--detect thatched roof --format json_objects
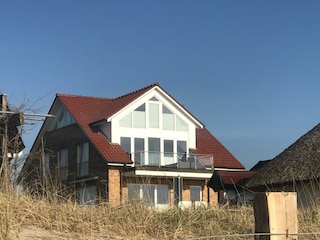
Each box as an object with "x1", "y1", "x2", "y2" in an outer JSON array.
[
  {"x1": 246, "y1": 123, "x2": 320, "y2": 188},
  {"x1": 249, "y1": 160, "x2": 270, "y2": 172}
]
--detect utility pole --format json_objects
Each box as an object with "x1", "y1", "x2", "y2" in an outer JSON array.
[
  {"x1": 0, "y1": 94, "x2": 55, "y2": 193},
  {"x1": 0, "y1": 94, "x2": 10, "y2": 192}
]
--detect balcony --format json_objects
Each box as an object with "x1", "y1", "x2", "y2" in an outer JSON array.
[{"x1": 132, "y1": 151, "x2": 213, "y2": 170}]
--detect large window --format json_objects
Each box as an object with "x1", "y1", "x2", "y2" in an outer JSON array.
[
  {"x1": 119, "y1": 100, "x2": 188, "y2": 132},
  {"x1": 177, "y1": 141, "x2": 187, "y2": 161},
  {"x1": 149, "y1": 103, "x2": 159, "y2": 128},
  {"x1": 127, "y1": 184, "x2": 169, "y2": 206},
  {"x1": 57, "y1": 107, "x2": 75, "y2": 128},
  {"x1": 148, "y1": 138, "x2": 160, "y2": 166},
  {"x1": 190, "y1": 186, "x2": 202, "y2": 202},
  {"x1": 133, "y1": 104, "x2": 146, "y2": 128},
  {"x1": 58, "y1": 148, "x2": 68, "y2": 180},
  {"x1": 119, "y1": 113, "x2": 132, "y2": 127},
  {"x1": 164, "y1": 140, "x2": 174, "y2": 165},
  {"x1": 134, "y1": 138, "x2": 145, "y2": 165},
  {"x1": 77, "y1": 142, "x2": 89, "y2": 177},
  {"x1": 176, "y1": 116, "x2": 188, "y2": 131},
  {"x1": 120, "y1": 137, "x2": 131, "y2": 155},
  {"x1": 78, "y1": 186, "x2": 96, "y2": 205},
  {"x1": 162, "y1": 106, "x2": 174, "y2": 130}
]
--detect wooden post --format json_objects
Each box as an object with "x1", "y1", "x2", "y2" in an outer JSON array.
[{"x1": 253, "y1": 192, "x2": 298, "y2": 240}]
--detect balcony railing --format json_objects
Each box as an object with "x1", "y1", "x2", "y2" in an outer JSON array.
[{"x1": 132, "y1": 151, "x2": 213, "y2": 170}]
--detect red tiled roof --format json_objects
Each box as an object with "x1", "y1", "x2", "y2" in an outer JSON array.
[
  {"x1": 57, "y1": 94, "x2": 132, "y2": 164},
  {"x1": 191, "y1": 128, "x2": 245, "y2": 169},
  {"x1": 56, "y1": 84, "x2": 244, "y2": 169},
  {"x1": 92, "y1": 83, "x2": 159, "y2": 123}
]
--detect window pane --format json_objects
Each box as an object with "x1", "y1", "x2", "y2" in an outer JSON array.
[
  {"x1": 149, "y1": 103, "x2": 159, "y2": 128},
  {"x1": 120, "y1": 113, "x2": 132, "y2": 127},
  {"x1": 78, "y1": 186, "x2": 97, "y2": 205},
  {"x1": 57, "y1": 108, "x2": 75, "y2": 128},
  {"x1": 162, "y1": 105, "x2": 172, "y2": 114},
  {"x1": 163, "y1": 106, "x2": 174, "y2": 130},
  {"x1": 120, "y1": 137, "x2": 131, "y2": 154},
  {"x1": 163, "y1": 114, "x2": 174, "y2": 130},
  {"x1": 77, "y1": 143, "x2": 89, "y2": 177},
  {"x1": 128, "y1": 184, "x2": 141, "y2": 200},
  {"x1": 177, "y1": 141, "x2": 187, "y2": 161},
  {"x1": 148, "y1": 138, "x2": 160, "y2": 166},
  {"x1": 164, "y1": 140, "x2": 173, "y2": 153},
  {"x1": 157, "y1": 185, "x2": 169, "y2": 204},
  {"x1": 164, "y1": 140, "x2": 174, "y2": 165},
  {"x1": 134, "y1": 138, "x2": 145, "y2": 165},
  {"x1": 176, "y1": 116, "x2": 188, "y2": 131},
  {"x1": 190, "y1": 186, "x2": 201, "y2": 201},
  {"x1": 133, "y1": 111, "x2": 146, "y2": 128},
  {"x1": 142, "y1": 185, "x2": 155, "y2": 204},
  {"x1": 58, "y1": 148, "x2": 68, "y2": 180},
  {"x1": 135, "y1": 104, "x2": 145, "y2": 111}
]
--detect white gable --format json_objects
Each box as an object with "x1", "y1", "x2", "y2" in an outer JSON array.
[
  {"x1": 97, "y1": 86, "x2": 204, "y2": 168},
  {"x1": 109, "y1": 86, "x2": 203, "y2": 129}
]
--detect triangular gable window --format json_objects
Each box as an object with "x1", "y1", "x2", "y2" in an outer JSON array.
[{"x1": 57, "y1": 107, "x2": 75, "y2": 129}]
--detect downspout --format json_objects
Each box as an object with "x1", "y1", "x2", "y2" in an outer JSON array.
[{"x1": 206, "y1": 179, "x2": 210, "y2": 206}]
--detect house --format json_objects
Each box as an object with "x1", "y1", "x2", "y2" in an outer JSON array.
[
  {"x1": 21, "y1": 83, "x2": 246, "y2": 207},
  {"x1": 246, "y1": 123, "x2": 320, "y2": 208}
]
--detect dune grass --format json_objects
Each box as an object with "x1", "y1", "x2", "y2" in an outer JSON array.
[
  {"x1": 0, "y1": 192, "x2": 255, "y2": 239},
  {"x1": 0, "y1": 191, "x2": 320, "y2": 239}
]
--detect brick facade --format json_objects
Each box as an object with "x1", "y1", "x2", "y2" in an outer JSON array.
[{"x1": 108, "y1": 168, "x2": 121, "y2": 205}]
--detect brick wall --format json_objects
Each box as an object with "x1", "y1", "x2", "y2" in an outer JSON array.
[{"x1": 108, "y1": 168, "x2": 121, "y2": 205}]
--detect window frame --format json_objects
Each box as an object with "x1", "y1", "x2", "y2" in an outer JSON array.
[
  {"x1": 58, "y1": 148, "x2": 68, "y2": 180},
  {"x1": 127, "y1": 184, "x2": 169, "y2": 206},
  {"x1": 77, "y1": 142, "x2": 89, "y2": 177},
  {"x1": 190, "y1": 186, "x2": 202, "y2": 202}
]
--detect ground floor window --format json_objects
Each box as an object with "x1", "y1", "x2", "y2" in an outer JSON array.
[
  {"x1": 190, "y1": 186, "x2": 202, "y2": 202},
  {"x1": 127, "y1": 184, "x2": 169, "y2": 205},
  {"x1": 78, "y1": 186, "x2": 97, "y2": 205}
]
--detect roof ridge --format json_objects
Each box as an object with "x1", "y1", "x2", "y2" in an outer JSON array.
[
  {"x1": 112, "y1": 82, "x2": 159, "y2": 101},
  {"x1": 57, "y1": 93, "x2": 111, "y2": 100}
]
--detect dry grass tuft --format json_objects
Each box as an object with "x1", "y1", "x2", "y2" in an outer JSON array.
[{"x1": 1, "y1": 192, "x2": 320, "y2": 239}]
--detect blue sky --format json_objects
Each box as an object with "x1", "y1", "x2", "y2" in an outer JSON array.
[{"x1": 1, "y1": 1, "x2": 320, "y2": 169}]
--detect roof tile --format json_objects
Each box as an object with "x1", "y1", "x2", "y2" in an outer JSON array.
[
  {"x1": 57, "y1": 94, "x2": 131, "y2": 164},
  {"x1": 191, "y1": 128, "x2": 245, "y2": 169}
]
